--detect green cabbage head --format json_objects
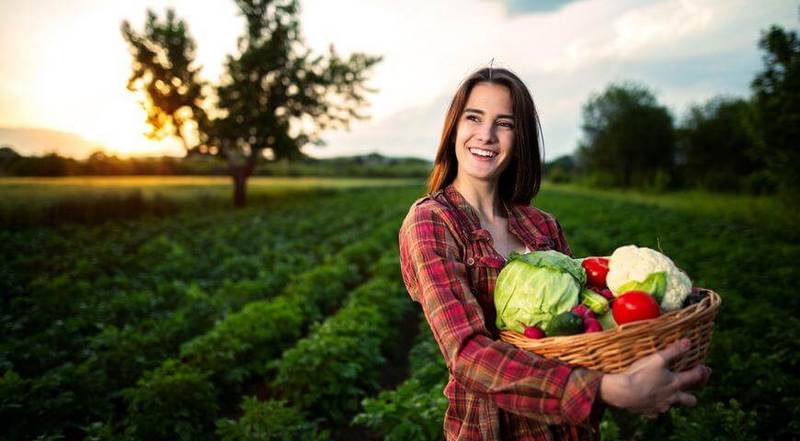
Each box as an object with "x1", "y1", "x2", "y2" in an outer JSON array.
[{"x1": 494, "y1": 250, "x2": 585, "y2": 333}]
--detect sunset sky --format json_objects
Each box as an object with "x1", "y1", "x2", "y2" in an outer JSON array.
[{"x1": 0, "y1": 0, "x2": 795, "y2": 161}]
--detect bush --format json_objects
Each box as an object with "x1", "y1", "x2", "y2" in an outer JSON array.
[
  {"x1": 123, "y1": 360, "x2": 218, "y2": 441},
  {"x1": 353, "y1": 318, "x2": 448, "y2": 441},
  {"x1": 216, "y1": 398, "x2": 321, "y2": 441}
]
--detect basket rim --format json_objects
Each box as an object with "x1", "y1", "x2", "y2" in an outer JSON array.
[{"x1": 499, "y1": 288, "x2": 721, "y2": 346}]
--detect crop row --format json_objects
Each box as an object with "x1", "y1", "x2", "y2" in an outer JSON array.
[
  {"x1": 216, "y1": 250, "x2": 411, "y2": 439},
  {"x1": 352, "y1": 314, "x2": 448, "y2": 441},
  {"x1": 2, "y1": 190, "x2": 393, "y2": 376},
  {"x1": 0, "y1": 187, "x2": 422, "y2": 441},
  {"x1": 117, "y1": 220, "x2": 403, "y2": 440}
]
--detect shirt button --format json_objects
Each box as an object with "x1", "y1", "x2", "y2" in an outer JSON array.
[{"x1": 466, "y1": 257, "x2": 475, "y2": 266}]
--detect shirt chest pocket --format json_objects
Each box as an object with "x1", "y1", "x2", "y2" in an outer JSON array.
[{"x1": 464, "y1": 250, "x2": 505, "y2": 298}]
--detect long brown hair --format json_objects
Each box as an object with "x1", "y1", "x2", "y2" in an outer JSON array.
[{"x1": 427, "y1": 67, "x2": 543, "y2": 205}]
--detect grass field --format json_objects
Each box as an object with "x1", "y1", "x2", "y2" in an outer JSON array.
[
  {"x1": 546, "y1": 182, "x2": 798, "y2": 231},
  {"x1": 0, "y1": 176, "x2": 423, "y2": 228},
  {"x1": 0, "y1": 176, "x2": 422, "y2": 204},
  {"x1": 1, "y1": 178, "x2": 797, "y2": 440}
]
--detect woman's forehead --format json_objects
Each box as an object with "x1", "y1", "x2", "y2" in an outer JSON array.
[{"x1": 465, "y1": 82, "x2": 513, "y2": 116}]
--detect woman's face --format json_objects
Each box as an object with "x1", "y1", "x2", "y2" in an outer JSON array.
[{"x1": 453, "y1": 81, "x2": 515, "y2": 184}]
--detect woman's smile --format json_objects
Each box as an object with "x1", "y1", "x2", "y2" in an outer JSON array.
[{"x1": 468, "y1": 147, "x2": 499, "y2": 159}]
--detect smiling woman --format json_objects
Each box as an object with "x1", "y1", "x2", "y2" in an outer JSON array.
[{"x1": 398, "y1": 66, "x2": 711, "y2": 441}]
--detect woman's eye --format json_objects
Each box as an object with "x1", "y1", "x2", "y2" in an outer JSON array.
[
  {"x1": 497, "y1": 121, "x2": 514, "y2": 129},
  {"x1": 466, "y1": 115, "x2": 480, "y2": 122}
]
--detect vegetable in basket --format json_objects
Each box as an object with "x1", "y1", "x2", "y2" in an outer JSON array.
[
  {"x1": 581, "y1": 257, "x2": 610, "y2": 288},
  {"x1": 494, "y1": 250, "x2": 584, "y2": 334},
  {"x1": 612, "y1": 290, "x2": 661, "y2": 324},
  {"x1": 606, "y1": 245, "x2": 692, "y2": 312},
  {"x1": 580, "y1": 288, "x2": 609, "y2": 315},
  {"x1": 546, "y1": 311, "x2": 584, "y2": 336}
]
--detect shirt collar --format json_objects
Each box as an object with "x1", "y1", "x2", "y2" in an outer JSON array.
[{"x1": 441, "y1": 184, "x2": 552, "y2": 250}]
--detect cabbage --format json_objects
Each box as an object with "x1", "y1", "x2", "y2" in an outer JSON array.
[{"x1": 494, "y1": 250, "x2": 585, "y2": 333}]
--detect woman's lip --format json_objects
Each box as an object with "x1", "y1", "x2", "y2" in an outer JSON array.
[
  {"x1": 470, "y1": 150, "x2": 496, "y2": 161},
  {"x1": 468, "y1": 147, "x2": 498, "y2": 158}
]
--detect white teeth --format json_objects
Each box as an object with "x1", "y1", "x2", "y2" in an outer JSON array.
[{"x1": 469, "y1": 147, "x2": 497, "y2": 158}]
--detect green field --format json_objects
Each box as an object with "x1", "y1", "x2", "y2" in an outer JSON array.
[
  {"x1": 1, "y1": 178, "x2": 797, "y2": 440},
  {"x1": 0, "y1": 176, "x2": 422, "y2": 200},
  {"x1": 0, "y1": 176, "x2": 423, "y2": 228}
]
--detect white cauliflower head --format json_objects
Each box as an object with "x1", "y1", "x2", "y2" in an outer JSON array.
[{"x1": 606, "y1": 245, "x2": 692, "y2": 311}]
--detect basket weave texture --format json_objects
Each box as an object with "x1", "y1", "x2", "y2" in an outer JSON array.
[{"x1": 499, "y1": 289, "x2": 721, "y2": 373}]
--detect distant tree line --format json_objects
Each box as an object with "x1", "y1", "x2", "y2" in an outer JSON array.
[
  {"x1": 546, "y1": 24, "x2": 799, "y2": 200},
  {"x1": 0, "y1": 148, "x2": 431, "y2": 178}
]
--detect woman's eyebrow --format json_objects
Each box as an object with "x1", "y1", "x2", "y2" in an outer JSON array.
[{"x1": 464, "y1": 108, "x2": 514, "y2": 119}]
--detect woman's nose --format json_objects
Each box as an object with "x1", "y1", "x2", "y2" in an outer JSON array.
[{"x1": 476, "y1": 123, "x2": 496, "y2": 144}]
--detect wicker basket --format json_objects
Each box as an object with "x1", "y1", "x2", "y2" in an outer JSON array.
[{"x1": 499, "y1": 289, "x2": 721, "y2": 373}]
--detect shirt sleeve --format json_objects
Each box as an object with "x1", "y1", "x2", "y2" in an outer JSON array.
[
  {"x1": 399, "y1": 204, "x2": 604, "y2": 426},
  {"x1": 551, "y1": 218, "x2": 573, "y2": 257}
]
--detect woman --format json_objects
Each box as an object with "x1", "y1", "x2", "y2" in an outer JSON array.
[{"x1": 398, "y1": 67, "x2": 711, "y2": 440}]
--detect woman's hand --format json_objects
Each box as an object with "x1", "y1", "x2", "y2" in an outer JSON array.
[{"x1": 599, "y1": 339, "x2": 712, "y2": 418}]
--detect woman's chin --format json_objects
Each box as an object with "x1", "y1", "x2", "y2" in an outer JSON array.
[{"x1": 460, "y1": 167, "x2": 501, "y2": 183}]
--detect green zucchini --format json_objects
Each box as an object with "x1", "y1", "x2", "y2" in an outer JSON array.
[{"x1": 546, "y1": 311, "x2": 584, "y2": 336}]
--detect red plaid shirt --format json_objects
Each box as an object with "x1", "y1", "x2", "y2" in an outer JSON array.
[{"x1": 399, "y1": 184, "x2": 606, "y2": 440}]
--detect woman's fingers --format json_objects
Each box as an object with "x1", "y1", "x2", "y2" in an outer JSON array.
[
  {"x1": 653, "y1": 338, "x2": 691, "y2": 367},
  {"x1": 671, "y1": 391, "x2": 698, "y2": 408},
  {"x1": 673, "y1": 365, "x2": 707, "y2": 390},
  {"x1": 618, "y1": 340, "x2": 711, "y2": 418},
  {"x1": 681, "y1": 365, "x2": 712, "y2": 390},
  {"x1": 628, "y1": 338, "x2": 690, "y2": 373}
]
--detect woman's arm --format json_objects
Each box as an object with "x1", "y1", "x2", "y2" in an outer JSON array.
[{"x1": 399, "y1": 205, "x2": 603, "y2": 426}]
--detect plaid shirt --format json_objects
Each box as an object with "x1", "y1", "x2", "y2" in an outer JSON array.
[{"x1": 399, "y1": 184, "x2": 605, "y2": 441}]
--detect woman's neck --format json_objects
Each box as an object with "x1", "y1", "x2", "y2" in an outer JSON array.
[{"x1": 452, "y1": 176, "x2": 504, "y2": 224}]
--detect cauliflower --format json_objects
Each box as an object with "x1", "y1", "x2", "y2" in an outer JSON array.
[{"x1": 606, "y1": 245, "x2": 692, "y2": 311}]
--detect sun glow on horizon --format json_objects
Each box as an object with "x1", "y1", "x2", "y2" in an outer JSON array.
[{"x1": 0, "y1": 1, "x2": 239, "y2": 159}]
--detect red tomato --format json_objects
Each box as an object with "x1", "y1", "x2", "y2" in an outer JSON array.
[
  {"x1": 582, "y1": 257, "x2": 610, "y2": 288},
  {"x1": 612, "y1": 290, "x2": 661, "y2": 324}
]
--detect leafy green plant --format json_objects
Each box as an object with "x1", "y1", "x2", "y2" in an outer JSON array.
[
  {"x1": 215, "y1": 398, "x2": 322, "y2": 441},
  {"x1": 353, "y1": 318, "x2": 448, "y2": 441}
]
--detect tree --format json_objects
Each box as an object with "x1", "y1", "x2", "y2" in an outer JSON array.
[
  {"x1": 576, "y1": 82, "x2": 675, "y2": 189},
  {"x1": 677, "y1": 97, "x2": 764, "y2": 192},
  {"x1": 122, "y1": 0, "x2": 381, "y2": 206},
  {"x1": 543, "y1": 155, "x2": 575, "y2": 183},
  {"x1": 751, "y1": 24, "x2": 800, "y2": 197},
  {"x1": 121, "y1": 9, "x2": 206, "y2": 152}
]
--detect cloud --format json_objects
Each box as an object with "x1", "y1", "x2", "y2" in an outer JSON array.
[
  {"x1": 312, "y1": 0, "x2": 795, "y2": 161},
  {"x1": 306, "y1": 94, "x2": 453, "y2": 160}
]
